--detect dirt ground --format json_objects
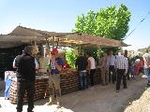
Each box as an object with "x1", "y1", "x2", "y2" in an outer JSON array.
[{"x1": 0, "y1": 75, "x2": 148, "y2": 112}]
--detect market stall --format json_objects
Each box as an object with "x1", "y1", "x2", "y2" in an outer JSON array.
[
  {"x1": 1, "y1": 25, "x2": 129, "y2": 103},
  {"x1": 5, "y1": 69, "x2": 101, "y2": 104}
]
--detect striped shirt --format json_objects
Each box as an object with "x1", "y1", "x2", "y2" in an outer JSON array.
[{"x1": 115, "y1": 55, "x2": 128, "y2": 73}]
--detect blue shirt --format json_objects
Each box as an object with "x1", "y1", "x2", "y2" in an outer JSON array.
[{"x1": 50, "y1": 57, "x2": 64, "y2": 74}]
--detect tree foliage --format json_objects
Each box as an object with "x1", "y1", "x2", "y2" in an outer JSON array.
[{"x1": 73, "y1": 4, "x2": 131, "y2": 41}]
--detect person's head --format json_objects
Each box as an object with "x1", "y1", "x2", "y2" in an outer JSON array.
[
  {"x1": 108, "y1": 50, "x2": 113, "y2": 55},
  {"x1": 145, "y1": 49, "x2": 149, "y2": 53},
  {"x1": 124, "y1": 50, "x2": 128, "y2": 57},
  {"x1": 118, "y1": 50, "x2": 124, "y2": 56},
  {"x1": 79, "y1": 52, "x2": 83, "y2": 56},
  {"x1": 103, "y1": 53, "x2": 107, "y2": 57},
  {"x1": 86, "y1": 52, "x2": 91, "y2": 58},
  {"x1": 51, "y1": 48, "x2": 58, "y2": 56},
  {"x1": 24, "y1": 46, "x2": 33, "y2": 55}
]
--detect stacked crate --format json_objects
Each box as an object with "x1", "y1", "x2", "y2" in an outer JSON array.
[
  {"x1": 9, "y1": 77, "x2": 49, "y2": 103},
  {"x1": 60, "y1": 70, "x2": 79, "y2": 94},
  {"x1": 9, "y1": 69, "x2": 101, "y2": 103},
  {"x1": 9, "y1": 71, "x2": 80, "y2": 103}
]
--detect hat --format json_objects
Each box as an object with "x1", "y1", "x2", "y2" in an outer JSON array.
[
  {"x1": 24, "y1": 46, "x2": 32, "y2": 54},
  {"x1": 52, "y1": 48, "x2": 58, "y2": 54}
]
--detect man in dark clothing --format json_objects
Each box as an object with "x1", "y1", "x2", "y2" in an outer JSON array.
[
  {"x1": 13, "y1": 46, "x2": 39, "y2": 112},
  {"x1": 76, "y1": 53, "x2": 88, "y2": 90}
]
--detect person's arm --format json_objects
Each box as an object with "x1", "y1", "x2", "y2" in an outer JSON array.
[
  {"x1": 55, "y1": 58, "x2": 63, "y2": 71},
  {"x1": 55, "y1": 62, "x2": 63, "y2": 71},
  {"x1": 143, "y1": 55, "x2": 149, "y2": 67},
  {"x1": 34, "y1": 58, "x2": 39, "y2": 70},
  {"x1": 75, "y1": 58, "x2": 78, "y2": 69},
  {"x1": 124, "y1": 57, "x2": 128, "y2": 74},
  {"x1": 13, "y1": 57, "x2": 17, "y2": 68}
]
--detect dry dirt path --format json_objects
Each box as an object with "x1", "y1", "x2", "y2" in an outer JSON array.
[{"x1": 0, "y1": 75, "x2": 147, "y2": 112}]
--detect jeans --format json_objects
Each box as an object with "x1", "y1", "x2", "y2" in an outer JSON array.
[
  {"x1": 129, "y1": 66, "x2": 135, "y2": 76},
  {"x1": 79, "y1": 71, "x2": 87, "y2": 89},
  {"x1": 144, "y1": 67, "x2": 150, "y2": 81}
]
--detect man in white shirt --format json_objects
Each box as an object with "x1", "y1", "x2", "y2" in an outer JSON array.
[{"x1": 108, "y1": 50, "x2": 116, "y2": 84}]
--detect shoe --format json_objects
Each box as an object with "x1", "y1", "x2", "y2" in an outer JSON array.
[
  {"x1": 46, "y1": 101, "x2": 53, "y2": 105},
  {"x1": 116, "y1": 90, "x2": 119, "y2": 93},
  {"x1": 147, "y1": 84, "x2": 150, "y2": 88},
  {"x1": 57, "y1": 105, "x2": 62, "y2": 109},
  {"x1": 17, "y1": 110, "x2": 22, "y2": 112},
  {"x1": 27, "y1": 109, "x2": 34, "y2": 112},
  {"x1": 102, "y1": 83, "x2": 106, "y2": 86},
  {"x1": 123, "y1": 86, "x2": 127, "y2": 89}
]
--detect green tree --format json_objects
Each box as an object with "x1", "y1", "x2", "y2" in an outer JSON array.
[{"x1": 73, "y1": 4, "x2": 131, "y2": 41}]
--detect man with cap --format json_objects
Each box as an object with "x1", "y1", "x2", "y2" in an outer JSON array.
[
  {"x1": 47, "y1": 48, "x2": 64, "y2": 107},
  {"x1": 13, "y1": 46, "x2": 39, "y2": 112}
]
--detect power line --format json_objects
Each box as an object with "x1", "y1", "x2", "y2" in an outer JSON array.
[{"x1": 124, "y1": 11, "x2": 150, "y2": 40}]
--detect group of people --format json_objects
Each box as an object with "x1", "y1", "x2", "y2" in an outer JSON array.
[
  {"x1": 12, "y1": 45, "x2": 150, "y2": 112},
  {"x1": 75, "y1": 52, "x2": 96, "y2": 90},
  {"x1": 76, "y1": 50, "x2": 129, "y2": 93},
  {"x1": 13, "y1": 46, "x2": 64, "y2": 112},
  {"x1": 76, "y1": 49, "x2": 150, "y2": 94}
]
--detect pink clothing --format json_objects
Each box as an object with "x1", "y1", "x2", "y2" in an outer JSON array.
[{"x1": 134, "y1": 60, "x2": 144, "y2": 75}]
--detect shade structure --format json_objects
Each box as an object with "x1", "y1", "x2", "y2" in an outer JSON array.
[
  {"x1": 0, "y1": 26, "x2": 129, "y2": 48},
  {"x1": 0, "y1": 34, "x2": 46, "y2": 48},
  {"x1": 57, "y1": 33, "x2": 127, "y2": 47}
]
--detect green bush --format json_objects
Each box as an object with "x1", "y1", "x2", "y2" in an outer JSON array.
[{"x1": 65, "y1": 48, "x2": 78, "y2": 68}]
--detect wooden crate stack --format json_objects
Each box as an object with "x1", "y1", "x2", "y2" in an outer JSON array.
[{"x1": 9, "y1": 69, "x2": 101, "y2": 103}]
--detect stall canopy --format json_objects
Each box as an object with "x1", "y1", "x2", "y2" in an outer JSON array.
[{"x1": 0, "y1": 26, "x2": 129, "y2": 48}]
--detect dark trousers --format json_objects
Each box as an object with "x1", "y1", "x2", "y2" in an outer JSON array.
[
  {"x1": 89, "y1": 69, "x2": 96, "y2": 86},
  {"x1": 109, "y1": 65, "x2": 116, "y2": 83},
  {"x1": 116, "y1": 69, "x2": 127, "y2": 90},
  {"x1": 126, "y1": 68, "x2": 130, "y2": 80},
  {"x1": 16, "y1": 81, "x2": 35, "y2": 112}
]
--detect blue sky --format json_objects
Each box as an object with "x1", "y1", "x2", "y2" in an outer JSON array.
[{"x1": 0, "y1": 0, "x2": 150, "y2": 50}]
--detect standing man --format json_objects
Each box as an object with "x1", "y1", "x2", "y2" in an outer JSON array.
[
  {"x1": 47, "y1": 48, "x2": 63, "y2": 107},
  {"x1": 13, "y1": 46, "x2": 39, "y2": 112},
  {"x1": 86, "y1": 52, "x2": 96, "y2": 86},
  {"x1": 124, "y1": 50, "x2": 130, "y2": 80},
  {"x1": 115, "y1": 50, "x2": 128, "y2": 93},
  {"x1": 99, "y1": 53, "x2": 109, "y2": 86},
  {"x1": 75, "y1": 53, "x2": 88, "y2": 90},
  {"x1": 108, "y1": 50, "x2": 116, "y2": 83},
  {"x1": 142, "y1": 49, "x2": 150, "y2": 87}
]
